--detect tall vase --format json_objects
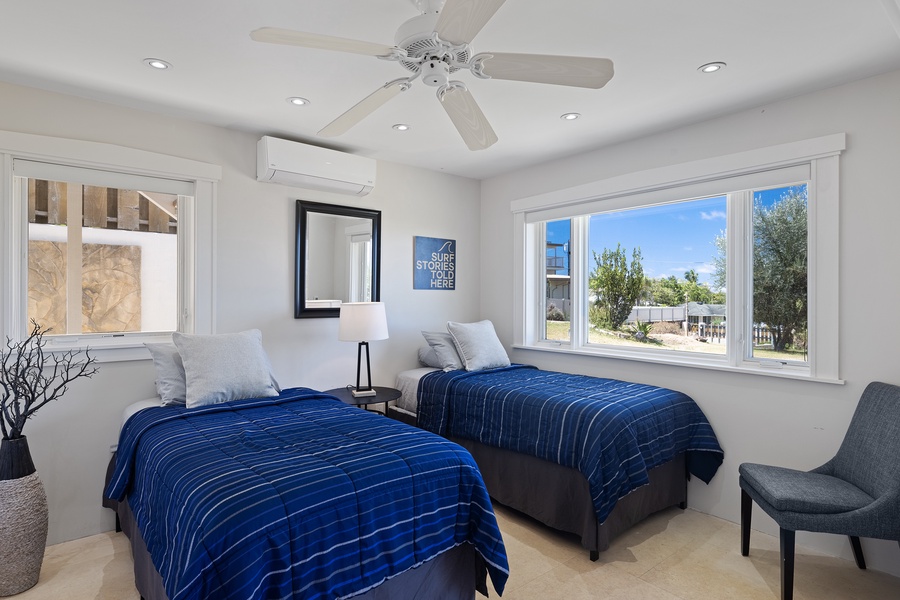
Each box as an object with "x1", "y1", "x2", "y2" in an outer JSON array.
[{"x1": 0, "y1": 436, "x2": 49, "y2": 596}]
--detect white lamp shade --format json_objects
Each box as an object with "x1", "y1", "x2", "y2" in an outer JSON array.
[{"x1": 338, "y1": 302, "x2": 389, "y2": 342}]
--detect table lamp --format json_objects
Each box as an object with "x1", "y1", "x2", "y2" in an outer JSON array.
[{"x1": 338, "y1": 302, "x2": 389, "y2": 397}]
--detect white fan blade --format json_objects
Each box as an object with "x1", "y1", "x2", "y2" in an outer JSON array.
[
  {"x1": 476, "y1": 52, "x2": 614, "y2": 89},
  {"x1": 434, "y1": 0, "x2": 507, "y2": 45},
  {"x1": 318, "y1": 81, "x2": 409, "y2": 137},
  {"x1": 439, "y1": 85, "x2": 497, "y2": 151},
  {"x1": 250, "y1": 27, "x2": 395, "y2": 57}
]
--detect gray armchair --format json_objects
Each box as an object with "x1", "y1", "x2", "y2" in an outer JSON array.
[{"x1": 739, "y1": 381, "x2": 900, "y2": 600}]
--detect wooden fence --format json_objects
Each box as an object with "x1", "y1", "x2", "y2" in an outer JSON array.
[{"x1": 29, "y1": 180, "x2": 177, "y2": 234}]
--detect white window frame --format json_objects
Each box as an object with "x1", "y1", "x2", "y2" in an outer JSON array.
[
  {"x1": 512, "y1": 134, "x2": 843, "y2": 383},
  {"x1": 0, "y1": 130, "x2": 221, "y2": 362}
]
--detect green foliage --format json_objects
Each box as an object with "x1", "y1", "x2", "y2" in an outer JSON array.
[
  {"x1": 643, "y1": 274, "x2": 724, "y2": 306},
  {"x1": 753, "y1": 187, "x2": 808, "y2": 351},
  {"x1": 588, "y1": 305, "x2": 608, "y2": 330},
  {"x1": 712, "y1": 186, "x2": 808, "y2": 351},
  {"x1": 712, "y1": 231, "x2": 727, "y2": 291},
  {"x1": 589, "y1": 244, "x2": 644, "y2": 330},
  {"x1": 627, "y1": 319, "x2": 654, "y2": 342}
]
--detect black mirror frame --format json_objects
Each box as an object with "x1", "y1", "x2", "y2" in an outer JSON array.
[{"x1": 295, "y1": 200, "x2": 382, "y2": 319}]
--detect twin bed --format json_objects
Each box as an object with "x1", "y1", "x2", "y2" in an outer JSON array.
[
  {"x1": 104, "y1": 326, "x2": 723, "y2": 598},
  {"x1": 104, "y1": 388, "x2": 509, "y2": 600},
  {"x1": 389, "y1": 364, "x2": 724, "y2": 559}
]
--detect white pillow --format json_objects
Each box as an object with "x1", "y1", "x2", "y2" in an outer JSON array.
[
  {"x1": 172, "y1": 329, "x2": 280, "y2": 408},
  {"x1": 421, "y1": 331, "x2": 464, "y2": 371},
  {"x1": 447, "y1": 320, "x2": 510, "y2": 372},
  {"x1": 144, "y1": 343, "x2": 186, "y2": 405},
  {"x1": 121, "y1": 398, "x2": 164, "y2": 431}
]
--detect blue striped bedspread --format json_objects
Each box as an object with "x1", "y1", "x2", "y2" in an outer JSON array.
[
  {"x1": 417, "y1": 365, "x2": 724, "y2": 524},
  {"x1": 106, "y1": 387, "x2": 509, "y2": 600}
]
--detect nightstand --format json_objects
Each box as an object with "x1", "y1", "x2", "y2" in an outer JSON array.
[{"x1": 323, "y1": 386, "x2": 401, "y2": 415}]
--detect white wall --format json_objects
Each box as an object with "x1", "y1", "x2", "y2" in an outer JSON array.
[
  {"x1": 480, "y1": 69, "x2": 900, "y2": 576},
  {"x1": 0, "y1": 81, "x2": 483, "y2": 545},
  {"x1": 6, "y1": 66, "x2": 900, "y2": 577}
]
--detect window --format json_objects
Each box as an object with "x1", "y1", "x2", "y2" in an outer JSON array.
[
  {"x1": 348, "y1": 230, "x2": 373, "y2": 303},
  {"x1": 545, "y1": 219, "x2": 571, "y2": 343},
  {"x1": 1, "y1": 130, "x2": 221, "y2": 359},
  {"x1": 513, "y1": 135, "x2": 842, "y2": 382},
  {"x1": 23, "y1": 176, "x2": 181, "y2": 336}
]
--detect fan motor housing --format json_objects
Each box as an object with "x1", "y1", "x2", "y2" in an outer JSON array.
[
  {"x1": 421, "y1": 59, "x2": 450, "y2": 86},
  {"x1": 394, "y1": 12, "x2": 471, "y2": 77}
]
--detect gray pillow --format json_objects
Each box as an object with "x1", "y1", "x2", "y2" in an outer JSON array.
[
  {"x1": 144, "y1": 343, "x2": 186, "y2": 405},
  {"x1": 447, "y1": 320, "x2": 510, "y2": 371},
  {"x1": 417, "y1": 346, "x2": 443, "y2": 369},
  {"x1": 173, "y1": 329, "x2": 280, "y2": 408},
  {"x1": 421, "y1": 331, "x2": 464, "y2": 371}
]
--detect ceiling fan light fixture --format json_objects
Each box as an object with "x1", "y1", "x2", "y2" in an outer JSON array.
[
  {"x1": 421, "y1": 59, "x2": 451, "y2": 87},
  {"x1": 560, "y1": 112, "x2": 581, "y2": 121},
  {"x1": 143, "y1": 58, "x2": 172, "y2": 70},
  {"x1": 251, "y1": 0, "x2": 613, "y2": 152},
  {"x1": 698, "y1": 62, "x2": 726, "y2": 73},
  {"x1": 287, "y1": 96, "x2": 310, "y2": 106}
]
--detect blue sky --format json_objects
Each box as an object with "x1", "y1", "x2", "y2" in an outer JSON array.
[{"x1": 546, "y1": 185, "x2": 805, "y2": 290}]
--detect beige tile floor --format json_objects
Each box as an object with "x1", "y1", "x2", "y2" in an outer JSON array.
[{"x1": 16, "y1": 506, "x2": 900, "y2": 599}]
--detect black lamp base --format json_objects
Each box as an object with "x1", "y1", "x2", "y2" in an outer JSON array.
[{"x1": 352, "y1": 341, "x2": 377, "y2": 398}]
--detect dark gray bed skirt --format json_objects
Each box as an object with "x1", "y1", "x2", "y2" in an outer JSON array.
[
  {"x1": 451, "y1": 436, "x2": 687, "y2": 556},
  {"x1": 104, "y1": 458, "x2": 484, "y2": 600}
]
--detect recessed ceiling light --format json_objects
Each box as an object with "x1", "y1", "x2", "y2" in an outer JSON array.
[
  {"x1": 287, "y1": 97, "x2": 310, "y2": 106},
  {"x1": 392, "y1": 124, "x2": 410, "y2": 131},
  {"x1": 560, "y1": 113, "x2": 581, "y2": 121},
  {"x1": 143, "y1": 58, "x2": 172, "y2": 70},
  {"x1": 698, "y1": 62, "x2": 726, "y2": 73}
]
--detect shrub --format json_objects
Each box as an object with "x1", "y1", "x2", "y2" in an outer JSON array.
[
  {"x1": 628, "y1": 319, "x2": 654, "y2": 342},
  {"x1": 589, "y1": 305, "x2": 610, "y2": 329},
  {"x1": 546, "y1": 303, "x2": 566, "y2": 322}
]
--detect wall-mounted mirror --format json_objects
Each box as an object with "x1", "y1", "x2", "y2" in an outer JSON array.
[{"x1": 295, "y1": 200, "x2": 381, "y2": 318}]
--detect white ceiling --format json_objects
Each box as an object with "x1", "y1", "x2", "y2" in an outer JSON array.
[{"x1": 2, "y1": 0, "x2": 899, "y2": 180}]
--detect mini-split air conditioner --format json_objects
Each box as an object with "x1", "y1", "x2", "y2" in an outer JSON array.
[{"x1": 256, "y1": 136, "x2": 375, "y2": 196}]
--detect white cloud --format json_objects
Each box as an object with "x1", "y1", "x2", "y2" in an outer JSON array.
[{"x1": 701, "y1": 210, "x2": 726, "y2": 220}]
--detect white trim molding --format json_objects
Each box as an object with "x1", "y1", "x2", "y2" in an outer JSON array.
[{"x1": 0, "y1": 129, "x2": 221, "y2": 361}]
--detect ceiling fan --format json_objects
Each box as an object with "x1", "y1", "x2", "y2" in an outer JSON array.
[{"x1": 250, "y1": 0, "x2": 614, "y2": 151}]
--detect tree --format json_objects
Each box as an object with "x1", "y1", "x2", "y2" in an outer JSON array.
[
  {"x1": 645, "y1": 275, "x2": 682, "y2": 306},
  {"x1": 644, "y1": 274, "x2": 724, "y2": 306},
  {"x1": 589, "y1": 244, "x2": 644, "y2": 330},
  {"x1": 712, "y1": 187, "x2": 807, "y2": 351},
  {"x1": 753, "y1": 188, "x2": 808, "y2": 350},
  {"x1": 712, "y1": 231, "x2": 727, "y2": 292}
]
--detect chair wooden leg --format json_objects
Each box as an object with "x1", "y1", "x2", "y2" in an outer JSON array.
[
  {"x1": 740, "y1": 488, "x2": 752, "y2": 556},
  {"x1": 780, "y1": 528, "x2": 795, "y2": 600},
  {"x1": 849, "y1": 536, "x2": 866, "y2": 569}
]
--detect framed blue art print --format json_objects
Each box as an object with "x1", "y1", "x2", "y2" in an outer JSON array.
[{"x1": 414, "y1": 236, "x2": 456, "y2": 290}]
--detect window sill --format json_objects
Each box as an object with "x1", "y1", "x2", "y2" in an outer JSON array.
[
  {"x1": 512, "y1": 343, "x2": 844, "y2": 385},
  {"x1": 44, "y1": 332, "x2": 172, "y2": 363}
]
